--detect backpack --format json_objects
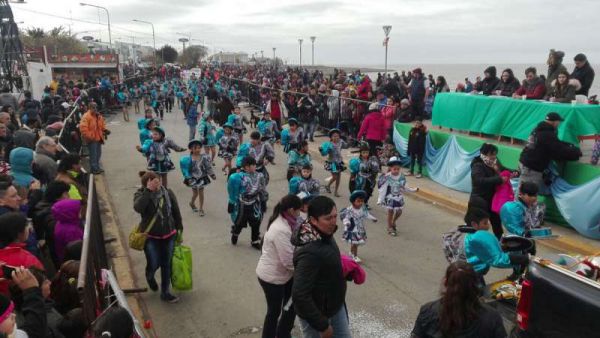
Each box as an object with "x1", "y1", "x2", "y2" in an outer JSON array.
[{"x1": 442, "y1": 227, "x2": 473, "y2": 263}]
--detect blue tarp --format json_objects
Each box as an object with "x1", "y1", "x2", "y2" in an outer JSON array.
[{"x1": 393, "y1": 128, "x2": 600, "y2": 240}]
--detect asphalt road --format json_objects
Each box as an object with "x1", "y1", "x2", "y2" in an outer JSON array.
[{"x1": 100, "y1": 104, "x2": 558, "y2": 338}]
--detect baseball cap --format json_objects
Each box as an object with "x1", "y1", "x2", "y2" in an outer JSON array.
[{"x1": 545, "y1": 112, "x2": 564, "y2": 122}]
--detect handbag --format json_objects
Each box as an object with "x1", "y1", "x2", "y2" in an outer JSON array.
[
  {"x1": 171, "y1": 244, "x2": 193, "y2": 291},
  {"x1": 129, "y1": 197, "x2": 163, "y2": 251}
]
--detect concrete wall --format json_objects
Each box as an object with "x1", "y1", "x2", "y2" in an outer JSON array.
[{"x1": 26, "y1": 61, "x2": 53, "y2": 101}]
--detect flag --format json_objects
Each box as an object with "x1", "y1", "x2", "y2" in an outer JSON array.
[{"x1": 383, "y1": 37, "x2": 389, "y2": 46}]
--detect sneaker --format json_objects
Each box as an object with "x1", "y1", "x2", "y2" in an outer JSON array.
[
  {"x1": 353, "y1": 255, "x2": 362, "y2": 264},
  {"x1": 251, "y1": 240, "x2": 262, "y2": 250},
  {"x1": 146, "y1": 277, "x2": 158, "y2": 292},
  {"x1": 231, "y1": 233, "x2": 239, "y2": 245},
  {"x1": 199, "y1": 210, "x2": 205, "y2": 217},
  {"x1": 415, "y1": 173, "x2": 423, "y2": 178},
  {"x1": 160, "y1": 293, "x2": 179, "y2": 303}
]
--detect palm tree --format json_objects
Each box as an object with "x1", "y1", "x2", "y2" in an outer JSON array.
[{"x1": 25, "y1": 28, "x2": 45, "y2": 39}]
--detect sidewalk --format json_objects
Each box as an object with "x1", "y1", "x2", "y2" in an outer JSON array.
[{"x1": 303, "y1": 136, "x2": 600, "y2": 256}]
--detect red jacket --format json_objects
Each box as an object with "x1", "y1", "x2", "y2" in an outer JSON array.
[
  {"x1": 357, "y1": 111, "x2": 386, "y2": 142},
  {"x1": 0, "y1": 243, "x2": 44, "y2": 295}
]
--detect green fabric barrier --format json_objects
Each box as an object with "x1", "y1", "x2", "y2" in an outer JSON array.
[
  {"x1": 431, "y1": 93, "x2": 600, "y2": 145},
  {"x1": 395, "y1": 122, "x2": 600, "y2": 227}
]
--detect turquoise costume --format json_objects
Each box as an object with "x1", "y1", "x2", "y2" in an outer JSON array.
[
  {"x1": 500, "y1": 200, "x2": 546, "y2": 237},
  {"x1": 236, "y1": 142, "x2": 275, "y2": 184},
  {"x1": 377, "y1": 173, "x2": 406, "y2": 210},
  {"x1": 197, "y1": 118, "x2": 217, "y2": 146},
  {"x1": 227, "y1": 170, "x2": 268, "y2": 242},
  {"x1": 464, "y1": 230, "x2": 512, "y2": 275},
  {"x1": 319, "y1": 140, "x2": 347, "y2": 173},
  {"x1": 216, "y1": 129, "x2": 239, "y2": 160},
  {"x1": 289, "y1": 175, "x2": 320, "y2": 195},
  {"x1": 281, "y1": 127, "x2": 304, "y2": 153},
  {"x1": 180, "y1": 154, "x2": 215, "y2": 189},
  {"x1": 257, "y1": 119, "x2": 278, "y2": 144},
  {"x1": 349, "y1": 156, "x2": 379, "y2": 203},
  {"x1": 142, "y1": 137, "x2": 185, "y2": 174}
]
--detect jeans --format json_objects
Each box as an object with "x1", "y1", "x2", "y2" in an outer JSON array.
[
  {"x1": 258, "y1": 278, "x2": 295, "y2": 338},
  {"x1": 88, "y1": 141, "x2": 102, "y2": 172},
  {"x1": 189, "y1": 125, "x2": 196, "y2": 141},
  {"x1": 302, "y1": 121, "x2": 316, "y2": 141},
  {"x1": 298, "y1": 304, "x2": 351, "y2": 338},
  {"x1": 144, "y1": 236, "x2": 175, "y2": 295}
]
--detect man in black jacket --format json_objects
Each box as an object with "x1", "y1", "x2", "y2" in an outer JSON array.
[
  {"x1": 519, "y1": 112, "x2": 582, "y2": 193},
  {"x1": 292, "y1": 196, "x2": 349, "y2": 338},
  {"x1": 474, "y1": 66, "x2": 500, "y2": 95},
  {"x1": 571, "y1": 53, "x2": 595, "y2": 96}
]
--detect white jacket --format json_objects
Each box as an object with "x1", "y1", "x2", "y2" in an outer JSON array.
[
  {"x1": 266, "y1": 99, "x2": 288, "y2": 119},
  {"x1": 256, "y1": 215, "x2": 295, "y2": 284}
]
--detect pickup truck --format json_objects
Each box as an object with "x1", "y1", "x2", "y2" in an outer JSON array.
[{"x1": 488, "y1": 257, "x2": 600, "y2": 338}]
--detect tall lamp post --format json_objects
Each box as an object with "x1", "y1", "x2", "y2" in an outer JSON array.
[
  {"x1": 272, "y1": 47, "x2": 276, "y2": 66},
  {"x1": 382, "y1": 25, "x2": 392, "y2": 77},
  {"x1": 80, "y1": 3, "x2": 112, "y2": 49},
  {"x1": 133, "y1": 19, "x2": 156, "y2": 67},
  {"x1": 310, "y1": 36, "x2": 316, "y2": 66},
  {"x1": 298, "y1": 39, "x2": 303, "y2": 66}
]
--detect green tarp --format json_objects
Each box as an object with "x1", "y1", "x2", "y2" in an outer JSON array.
[{"x1": 431, "y1": 93, "x2": 600, "y2": 145}]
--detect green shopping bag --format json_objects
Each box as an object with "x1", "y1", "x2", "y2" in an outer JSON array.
[{"x1": 171, "y1": 244, "x2": 193, "y2": 291}]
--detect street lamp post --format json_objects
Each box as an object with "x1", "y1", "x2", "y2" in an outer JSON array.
[
  {"x1": 382, "y1": 25, "x2": 392, "y2": 77},
  {"x1": 298, "y1": 39, "x2": 303, "y2": 66},
  {"x1": 80, "y1": 3, "x2": 112, "y2": 49},
  {"x1": 310, "y1": 36, "x2": 316, "y2": 66},
  {"x1": 133, "y1": 19, "x2": 156, "y2": 68},
  {"x1": 272, "y1": 47, "x2": 276, "y2": 65}
]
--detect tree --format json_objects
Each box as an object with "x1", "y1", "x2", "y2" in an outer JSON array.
[
  {"x1": 158, "y1": 45, "x2": 178, "y2": 63},
  {"x1": 179, "y1": 45, "x2": 208, "y2": 67},
  {"x1": 21, "y1": 26, "x2": 86, "y2": 55}
]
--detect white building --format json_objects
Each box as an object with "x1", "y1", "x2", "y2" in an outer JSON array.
[{"x1": 210, "y1": 52, "x2": 248, "y2": 64}]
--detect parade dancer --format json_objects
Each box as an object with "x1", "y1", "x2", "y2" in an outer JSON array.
[
  {"x1": 280, "y1": 118, "x2": 304, "y2": 153},
  {"x1": 287, "y1": 140, "x2": 311, "y2": 181},
  {"x1": 227, "y1": 106, "x2": 246, "y2": 144},
  {"x1": 197, "y1": 112, "x2": 217, "y2": 163},
  {"x1": 289, "y1": 164, "x2": 321, "y2": 196},
  {"x1": 217, "y1": 123, "x2": 239, "y2": 175},
  {"x1": 341, "y1": 190, "x2": 377, "y2": 263},
  {"x1": 237, "y1": 131, "x2": 275, "y2": 186},
  {"x1": 180, "y1": 140, "x2": 216, "y2": 216},
  {"x1": 377, "y1": 157, "x2": 408, "y2": 237},
  {"x1": 257, "y1": 111, "x2": 279, "y2": 146},
  {"x1": 117, "y1": 86, "x2": 130, "y2": 122},
  {"x1": 319, "y1": 128, "x2": 347, "y2": 197},
  {"x1": 141, "y1": 127, "x2": 186, "y2": 188},
  {"x1": 138, "y1": 118, "x2": 158, "y2": 147},
  {"x1": 349, "y1": 142, "x2": 380, "y2": 208},
  {"x1": 227, "y1": 156, "x2": 268, "y2": 249}
]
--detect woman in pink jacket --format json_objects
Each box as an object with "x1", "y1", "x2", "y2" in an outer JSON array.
[{"x1": 357, "y1": 103, "x2": 387, "y2": 156}]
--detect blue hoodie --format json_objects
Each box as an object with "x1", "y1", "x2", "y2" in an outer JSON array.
[{"x1": 9, "y1": 147, "x2": 35, "y2": 189}]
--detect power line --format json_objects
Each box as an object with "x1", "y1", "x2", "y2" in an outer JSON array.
[{"x1": 12, "y1": 7, "x2": 174, "y2": 45}]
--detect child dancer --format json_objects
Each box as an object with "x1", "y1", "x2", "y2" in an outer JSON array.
[
  {"x1": 287, "y1": 140, "x2": 311, "y2": 181},
  {"x1": 216, "y1": 123, "x2": 239, "y2": 175},
  {"x1": 227, "y1": 156, "x2": 268, "y2": 249},
  {"x1": 289, "y1": 164, "x2": 321, "y2": 196},
  {"x1": 257, "y1": 111, "x2": 279, "y2": 146},
  {"x1": 341, "y1": 190, "x2": 377, "y2": 263},
  {"x1": 280, "y1": 118, "x2": 304, "y2": 153},
  {"x1": 117, "y1": 86, "x2": 129, "y2": 122},
  {"x1": 197, "y1": 112, "x2": 217, "y2": 163},
  {"x1": 319, "y1": 128, "x2": 347, "y2": 197},
  {"x1": 349, "y1": 142, "x2": 380, "y2": 208},
  {"x1": 377, "y1": 156, "x2": 407, "y2": 236},
  {"x1": 227, "y1": 106, "x2": 246, "y2": 144},
  {"x1": 141, "y1": 127, "x2": 186, "y2": 188},
  {"x1": 180, "y1": 140, "x2": 217, "y2": 216},
  {"x1": 237, "y1": 131, "x2": 275, "y2": 186}
]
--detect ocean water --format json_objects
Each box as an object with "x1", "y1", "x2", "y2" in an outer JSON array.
[{"x1": 355, "y1": 63, "x2": 599, "y2": 96}]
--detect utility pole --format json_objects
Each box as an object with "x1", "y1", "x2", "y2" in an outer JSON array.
[{"x1": 383, "y1": 25, "x2": 392, "y2": 77}]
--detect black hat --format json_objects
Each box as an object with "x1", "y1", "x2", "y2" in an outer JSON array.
[
  {"x1": 188, "y1": 139, "x2": 202, "y2": 149},
  {"x1": 574, "y1": 53, "x2": 587, "y2": 62},
  {"x1": 328, "y1": 128, "x2": 341, "y2": 137},
  {"x1": 152, "y1": 127, "x2": 166, "y2": 137},
  {"x1": 545, "y1": 112, "x2": 564, "y2": 122},
  {"x1": 288, "y1": 118, "x2": 298, "y2": 126},
  {"x1": 359, "y1": 141, "x2": 370, "y2": 153},
  {"x1": 350, "y1": 190, "x2": 368, "y2": 202}
]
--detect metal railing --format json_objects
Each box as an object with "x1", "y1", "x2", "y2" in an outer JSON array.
[{"x1": 77, "y1": 174, "x2": 145, "y2": 337}]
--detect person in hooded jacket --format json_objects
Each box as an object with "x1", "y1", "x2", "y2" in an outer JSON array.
[
  {"x1": 9, "y1": 147, "x2": 37, "y2": 194},
  {"x1": 468, "y1": 144, "x2": 508, "y2": 239},
  {"x1": 519, "y1": 113, "x2": 582, "y2": 192},
  {"x1": 291, "y1": 196, "x2": 349, "y2": 338},
  {"x1": 571, "y1": 53, "x2": 595, "y2": 96},
  {"x1": 357, "y1": 103, "x2": 386, "y2": 157},
  {"x1": 474, "y1": 66, "x2": 500, "y2": 95},
  {"x1": 546, "y1": 49, "x2": 568, "y2": 92},
  {"x1": 52, "y1": 199, "x2": 83, "y2": 264},
  {"x1": 545, "y1": 69, "x2": 577, "y2": 103},
  {"x1": 493, "y1": 69, "x2": 520, "y2": 97}
]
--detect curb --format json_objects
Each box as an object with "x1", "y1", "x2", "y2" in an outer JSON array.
[
  {"x1": 95, "y1": 175, "x2": 157, "y2": 338},
  {"x1": 305, "y1": 142, "x2": 599, "y2": 257}
]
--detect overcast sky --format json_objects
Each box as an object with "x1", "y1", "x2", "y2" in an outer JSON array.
[{"x1": 11, "y1": 0, "x2": 600, "y2": 66}]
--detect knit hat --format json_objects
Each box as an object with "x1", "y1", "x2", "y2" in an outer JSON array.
[
  {"x1": 350, "y1": 190, "x2": 367, "y2": 202},
  {"x1": 0, "y1": 294, "x2": 14, "y2": 325}
]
